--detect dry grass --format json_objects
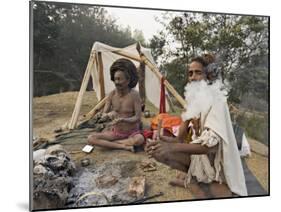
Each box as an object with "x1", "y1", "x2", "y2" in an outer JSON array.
[
  {"x1": 245, "y1": 152, "x2": 269, "y2": 192},
  {"x1": 33, "y1": 91, "x2": 97, "y2": 138}
]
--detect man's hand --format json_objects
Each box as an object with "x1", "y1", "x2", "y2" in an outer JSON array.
[
  {"x1": 98, "y1": 111, "x2": 118, "y2": 122},
  {"x1": 192, "y1": 119, "x2": 200, "y2": 136},
  {"x1": 107, "y1": 111, "x2": 118, "y2": 120},
  {"x1": 145, "y1": 139, "x2": 175, "y2": 162},
  {"x1": 109, "y1": 117, "x2": 125, "y2": 126}
]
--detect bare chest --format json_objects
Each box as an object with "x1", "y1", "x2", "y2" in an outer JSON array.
[{"x1": 111, "y1": 93, "x2": 135, "y2": 114}]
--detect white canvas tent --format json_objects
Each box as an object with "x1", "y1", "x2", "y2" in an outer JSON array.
[{"x1": 67, "y1": 42, "x2": 186, "y2": 129}]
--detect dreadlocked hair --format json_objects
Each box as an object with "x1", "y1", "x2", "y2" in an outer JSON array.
[
  {"x1": 110, "y1": 58, "x2": 139, "y2": 88},
  {"x1": 191, "y1": 53, "x2": 215, "y2": 68}
]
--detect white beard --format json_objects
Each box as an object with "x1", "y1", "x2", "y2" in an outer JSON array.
[{"x1": 181, "y1": 80, "x2": 228, "y2": 121}]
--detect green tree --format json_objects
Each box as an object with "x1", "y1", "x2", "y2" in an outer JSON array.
[
  {"x1": 132, "y1": 29, "x2": 147, "y2": 46},
  {"x1": 163, "y1": 59, "x2": 187, "y2": 96},
  {"x1": 33, "y1": 2, "x2": 60, "y2": 69},
  {"x1": 33, "y1": 2, "x2": 137, "y2": 96},
  {"x1": 149, "y1": 12, "x2": 268, "y2": 104}
]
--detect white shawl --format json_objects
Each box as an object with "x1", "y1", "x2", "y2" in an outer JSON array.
[{"x1": 202, "y1": 100, "x2": 248, "y2": 196}]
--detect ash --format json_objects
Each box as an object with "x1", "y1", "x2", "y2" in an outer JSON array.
[{"x1": 67, "y1": 159, "x2": 141, "y2": 207}]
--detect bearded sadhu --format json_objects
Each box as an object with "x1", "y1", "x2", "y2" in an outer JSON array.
[{"x1": 146, "y1": 54, "x2": 247, "y2": 197}]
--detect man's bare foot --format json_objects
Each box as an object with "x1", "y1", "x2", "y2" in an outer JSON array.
[
  {"x1": 125, "y1": 145, "x2": 137, "y2": 153},
  {"x1": 169, "y1": 171, "x2": 186, "y2": 187},
  {"x1": 209, "y1": 183, "x2": 233, "y2": 198},
  {"x1": 169, "y1": 178, "x2": 185, "y2": 187},
  {"x1": 122, "y1": 137, "x2": 135, "y2": 146},
  {"x1": 176, "y1": 171, "x2": 186, "y2": 180}
]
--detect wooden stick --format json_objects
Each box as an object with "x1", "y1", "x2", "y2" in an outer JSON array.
[
  {"x1": 157, "y1": 119, "x2": 163, "y2": 140},
  {"x1": 89, "y1": 52, "x2": 96, "y2": 90},
  {"x1": 166, "y1": 93, "x2": 175, "y2": 112},
  {"x1": 68, "y1": 55, "x2": 95, "y2": 129},
  {"x1": 97, "y1": 52, "x2": 105, "y2": 99},
  {"x1": 76, "y1": 96, "x2": 108, "y2": 126},
  {"x1": 94, "y1": 52, "x2": 99, "y2": 72},
  {"x1": 138, "y1": 61, "x2": 146, "y2": 108}
]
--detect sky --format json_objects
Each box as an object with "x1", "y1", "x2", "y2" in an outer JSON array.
[{"x1": 105, "y1": 6, "x2": 167, "y2": 41}]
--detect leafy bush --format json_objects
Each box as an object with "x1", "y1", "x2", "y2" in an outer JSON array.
[{"x1": 236, "y1": 112, "x2": 268, "y2": 145}]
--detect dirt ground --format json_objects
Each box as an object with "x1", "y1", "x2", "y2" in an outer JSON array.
[{"x1": 32, "y1": 91, "x2": 269, "y2": 203}]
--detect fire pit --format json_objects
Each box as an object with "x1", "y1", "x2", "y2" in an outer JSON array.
[{"x1": 66, "y1": 159, "x2": 146, "y2": 207}]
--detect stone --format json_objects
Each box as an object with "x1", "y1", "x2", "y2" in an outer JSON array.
[
  {"x1": 32, "y1": 146, "x2": 75, "y2": 210},
  {"x1": 139, "y1": 160, "x2": 157, "y2": 172},
  {"x1": 33, "y1": 164, "x2": 48, "y2": 176},
  {"x1": 95, "y1": 174, "x2": 118, "y2": 188},
  {"x1": 45, "y1": 144, "x2": 66, "y2": 156},
  {"x1": 33, "y1": 149, "x2": 47, "y2": 162},
  {"x1": 127, "y1": 176, "x2": 146, "y2": 198}
]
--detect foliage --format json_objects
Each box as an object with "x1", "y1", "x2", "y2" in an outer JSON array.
[
  {"x1": 162, "y1": 58, "x2": 187, "y2": 96},
  {"x1": 33, "y1": 2, "x2": 141, "y2": 96},
  {"x1": 236, "y1": 112, "x2": 268, "y2": 145},
  {"x1": 132, "y1": 29, "x2": 147, "y2": 46},
  {"x1": 149, "y1": 12, "x2": 269, "y2": 106}
]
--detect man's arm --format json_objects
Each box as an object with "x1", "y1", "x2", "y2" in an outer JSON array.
[
  {"x1": 146, "y1": 141, "x2": 209, "y2": 156},
  {"x1": 177, "y1": 120, "x2": 191, "y2": 142},
  {"x1": 170, "y1": 143, "x2": 210, "y2": 154},
  {"x1": 102, "y1": 91, "x2": 113, "y2": 113},
  {"x1": 146, "y1": 128, "x2": 221, "y2": 157}
]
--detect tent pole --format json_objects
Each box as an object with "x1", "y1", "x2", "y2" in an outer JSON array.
[
  {"x1": 89, "y1": 52, "x2": 96, "y2": 90},
  {"x1": 68, "y1": 54, "x2": 95, "y2": 129},
  {"x1": 76, "y1": 96, "x2": 108, "y2": 127},
  {"x1": 166, "y1": 92, "x2": 176, "y2": 112},
  {"x1": 97, "y1": 52, "x2": 105, "y2": 99},
  {"x1": 137, "y1": 61, "x2": 146, "y2": 110}
]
